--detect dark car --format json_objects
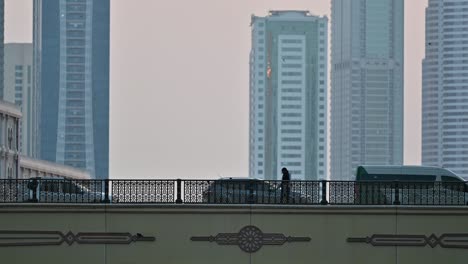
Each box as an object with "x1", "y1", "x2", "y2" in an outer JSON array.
[
  {"x1": 201, "y1": 178, "x2": 309, "y2": 204},
  {"x1": 27, "y1": 178, "x2": 107, "y2": 203}
]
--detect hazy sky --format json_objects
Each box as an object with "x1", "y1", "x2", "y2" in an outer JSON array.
[{"x1": 5, "y1": 0, "x2": 428, "y2": 179}]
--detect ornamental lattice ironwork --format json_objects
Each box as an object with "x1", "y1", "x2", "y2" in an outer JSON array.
[
  {"x1": 347, "y1": 233, "x2": 468, "y2": 249},
  {"x1": 1, "y1": 178, "x2": 467, "y2": 205},
  {"x1": 0, "y1": 230, "x2": 155, "y2": 247},
  {"x1": 111, "y1": 180, "x2": 174, "y2": 203},
  {"x1": 191, "y1": 225, "x2": 311, "y2": 253}
]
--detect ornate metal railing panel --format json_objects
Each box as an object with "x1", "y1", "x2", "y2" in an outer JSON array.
[
  {"x1": 399, "y1": 182, "x2": 467, "y2": 205},
  {"x1": 36, "y1": 179, "x2": 105, "y2": 203},
  {"x1": 329, "y1": 181, "x2": 395, "y2": 205},
  {"x1": 111, "y1": 180, "x2": 174, "y2": 203},
  {"x1": 328, "y1": 181, "x2": 356, "y2": 205},
  {"x1": 0, "y1": 179, "x2": 467, "y2": 205},
  {"x1": 182, "y1": 180, "x2": 213, "y2": 204},
  {"x1": 264, "y1": 180, "x2": 321, "y2": 204},
  {"x1": 183, "y1": 180, "x2": 251, "y2": 204},
  {"x1": 183, "y1": 180, "x2": 321, "y2": 204},
  {"x1": 0, "y1": 179, "x2": 30, "y2": 203}
]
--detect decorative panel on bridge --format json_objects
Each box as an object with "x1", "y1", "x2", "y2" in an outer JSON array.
[{"x1": 0, "y1": 205, "x2": 468, "y2": 264}]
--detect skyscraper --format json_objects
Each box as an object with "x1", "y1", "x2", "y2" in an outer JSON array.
[
  {"x1": 249, "y1": 11, "x2": 328, "y2": 180},
  {"x1": 4, "y1": 43, "x2": 37, "y2": 157},
  {"x1": 0, "y1": 0, "x2": 4, "y2": 99},
  {"x1": 34, "y1": 0, "x2": 110, "y2": 179},
  {"x1": 330, "y1": 0, "x2": 404, "y2": 180},
  {"x1": 422, "y1": 0, "x2": 468, "y2": 178}
]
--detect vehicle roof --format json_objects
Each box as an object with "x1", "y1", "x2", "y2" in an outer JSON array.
[
  {"x1": 357, "y1": 165, "x2": 458, "y2": 177},
  {"x1": 217, "y1": 177, "x2": 263, "y2": 181}
]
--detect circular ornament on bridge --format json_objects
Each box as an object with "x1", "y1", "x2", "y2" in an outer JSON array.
[{"x1": 238, "y1": 225, "x2": 263, "y2": 253}]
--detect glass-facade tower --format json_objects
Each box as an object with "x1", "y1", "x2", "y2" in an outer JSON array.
[
  {"x1": 422, "y1": 0, "x2": 468, "y2": 179},
  {"x1": 34, "y1": 0, "x2": 109, "y2": 179},
  {"x1": 330, "y1": 0, "x2": 404, "y2": 180},
  {"x1": 249, "y1": 11, "x2": 328, "y2": 180}
]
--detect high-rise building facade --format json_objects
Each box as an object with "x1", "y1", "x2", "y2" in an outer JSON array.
[
  {"x1": 34, "y1": 0, "x2": 110, "y2": 179},
  {"x1": 249, "y1": 11, "x2": 328, "y2": 180},
  {"x1": 422, "y1": 0, "x2": 468, "y2": 179},
  {"x1": 0, "y1": 0, "x2": 4, "y2": 99},
  {"x1": 4, "y1": 43, "x2": 37, "y2": 157},
  {"x1": 330, "y1": 0, "x2": 404, "y2": 180}
]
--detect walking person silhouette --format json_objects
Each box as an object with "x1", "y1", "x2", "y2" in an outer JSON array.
[{"x1": 281, "y1": 167, "x2": 291, "y2": 203}]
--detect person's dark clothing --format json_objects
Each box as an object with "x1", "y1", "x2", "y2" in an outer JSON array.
[
  {"x1": 281, "y1": 168, "x2": 291, "y2": 203},
  {"x1": 281, "y1": 168, "x2": 291, "y2": 181}
]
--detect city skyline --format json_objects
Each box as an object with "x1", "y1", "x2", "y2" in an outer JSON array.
[{"x1": 4, "y1": 0, "x2": 428, "y2": 179}]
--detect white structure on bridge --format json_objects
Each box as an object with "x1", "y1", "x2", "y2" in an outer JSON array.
[{"x1": 0, "y1": 100, "x2": 90, "y2": 179}]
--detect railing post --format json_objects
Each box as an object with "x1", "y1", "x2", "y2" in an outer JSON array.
[
  {"x1": 393, "y1": 181, "x2": 400, "y2": 205},
  {"x1": 103, "y1": 179, "x2": 110, "y2": 203},
  {"x1": 320, "y1": 180, "x2": 328, "y2": 205},
  {"x1": 176, "y1": 179, "x2": 183, "y2": 204},
  {"x1": 248, "y1": 181, "x2": 255, "y2": 204}
]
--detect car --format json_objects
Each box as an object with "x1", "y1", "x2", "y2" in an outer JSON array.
[
  {"x1": 353, "y1": 165, "x2": 468, "y2": 205},
  {"x1": 27, "y1": 177, "x2": 108, "y2": 203},
  {"x1": 201, "y1": 178, "x2": 310, "y2": 204}
]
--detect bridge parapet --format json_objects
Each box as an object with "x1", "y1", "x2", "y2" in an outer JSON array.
[
  {"x1": 0, "y1": 204, "x2": 468, "y2": 263},
  {"x1": 2, "y1": 178, "x2": 468, "y2": 206}
]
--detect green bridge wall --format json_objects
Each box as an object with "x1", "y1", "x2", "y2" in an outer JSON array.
[{"x1": 0, "y1": 205, "x2": 467, "y2": 264}]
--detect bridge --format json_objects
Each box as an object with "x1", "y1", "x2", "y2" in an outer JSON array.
[{"x1": 1, "y1": 179, "x2": 468, "y2": 263}]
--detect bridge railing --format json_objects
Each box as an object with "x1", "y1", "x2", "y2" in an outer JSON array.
[{"x1": 0, "y1": 179, "x2": 467, "y2": 206}]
